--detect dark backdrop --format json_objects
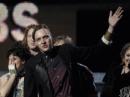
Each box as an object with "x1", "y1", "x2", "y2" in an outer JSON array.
[
  {"x1": 0, "y1": 0, "x2": 129, "y2": 72},
  {"x1": 77, "y1": 7, "x2": 130, "y2": 71}
]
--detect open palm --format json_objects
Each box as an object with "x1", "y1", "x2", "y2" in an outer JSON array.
[{"x1": 109, "y1": 7, "x2": 124, "y2": 27}]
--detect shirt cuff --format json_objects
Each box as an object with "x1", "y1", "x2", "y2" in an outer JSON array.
[{"x1": 101, "y1": 35, "x2": 112, "y2": 45}]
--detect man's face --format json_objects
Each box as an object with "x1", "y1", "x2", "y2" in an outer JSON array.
[
  {"x1": 34, "y1": 28, "x2": 52, "y2": 52},
  {"x1": 8, "y1": 54, "x2": 24, "y2": 70},
  {"x1": 27, "y1": 28, "x2": 36, "y2": 50}
]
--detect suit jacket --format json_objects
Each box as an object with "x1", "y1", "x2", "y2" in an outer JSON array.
[{"x1": 24, "y1": 40, "x2": 109, "y2": 97}]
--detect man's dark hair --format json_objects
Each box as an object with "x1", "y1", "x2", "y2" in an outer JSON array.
[{"x1": 7, "y1": 41, "x2": 31, "y2": 61}]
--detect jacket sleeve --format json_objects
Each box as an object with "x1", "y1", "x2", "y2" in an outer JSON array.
[
  {"x1": 24, "y1": 53, "x2": 53, "y2": 97},
  {"x1": 66, "y1": 40, "x2": 111, "y2": 64},
  {"x1": 24, "y1": 55, "x2": 41, "y2": 97},
  {"x1": 24, "y1": 66, "x2": 38, "y2": 97}
]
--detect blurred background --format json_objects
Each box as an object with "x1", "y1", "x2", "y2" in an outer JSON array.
[{"x1": 0, "y1": 0, "x2": 130, "y2": 96}]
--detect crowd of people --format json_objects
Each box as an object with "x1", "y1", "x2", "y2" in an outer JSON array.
[{"x1": 0, "y1": 6, "x2": 129, "y2": 97}]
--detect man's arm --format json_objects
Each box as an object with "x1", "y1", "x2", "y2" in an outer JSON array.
[{"x1": 103, "y1": 6, "x2": 124, "y2": 44}]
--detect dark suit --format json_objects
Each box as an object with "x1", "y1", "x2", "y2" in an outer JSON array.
[{"x1": 24, "y1": 41, "x2": 108, "y2": 97}]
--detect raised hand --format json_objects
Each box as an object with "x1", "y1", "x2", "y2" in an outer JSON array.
[
  {"x1": 108, "y1": 6, "x2": 124, "y2": 27},
  {"x1": 8, "y1": 64, "x2": 17, "y2": 75},
  {"x1": 103, "y1": 7, "x2": 124, "y2": 43}
]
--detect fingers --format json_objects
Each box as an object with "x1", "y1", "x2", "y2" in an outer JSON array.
[
  {"x1": 115, "y1": 6, "x2": 122, "y2": 14},
  {"x1": 118, "y1": 15, "x2": 123, "y2": 20},
  {"x1": 109, "y1": 10, "x2": 112, "y2": 18},
  {"x1": 114, "y1": 6, "x2": 124, "y2": 17},
  {"x1": 8, "y1": 64, "x2": 17, "y2": 75}
]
